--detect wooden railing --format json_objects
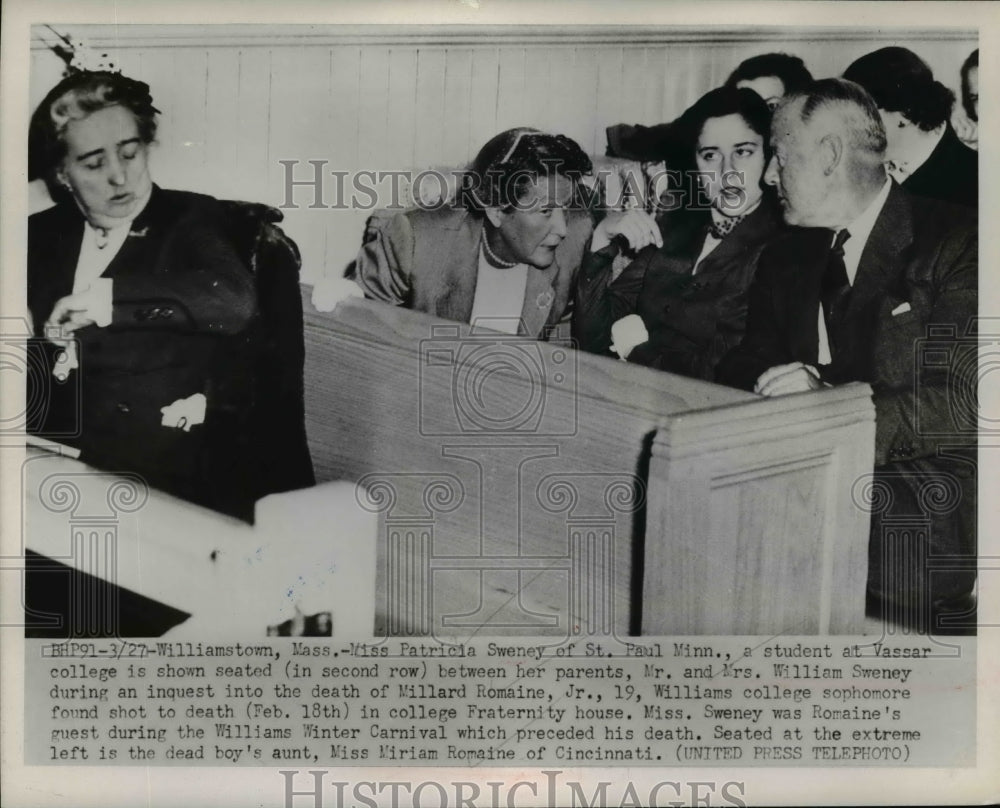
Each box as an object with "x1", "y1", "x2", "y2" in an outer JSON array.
[{"x1": 302, "y1": 290, "x2": 875, "y2": 635}]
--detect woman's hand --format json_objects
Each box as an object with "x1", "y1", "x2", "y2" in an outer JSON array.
[
  {"x1": 754, "y1": 362, "x2": 825, "y2": 396},
  {"x1": 591, "y1": 210, "x2": 663, "y2": 253},
  {"x1": 312, "y1": 276, "x2": 364, "y2": 312},
  {"x1": 44, "y1": 280, "x2": 113, "y2": 345},
  {"x1": 610, "y1": 314, "x2": 649, "y2": 360}
]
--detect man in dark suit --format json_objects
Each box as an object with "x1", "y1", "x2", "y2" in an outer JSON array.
[{"x1": 716, "y1": 78, "x2": 977, "y2": 634}]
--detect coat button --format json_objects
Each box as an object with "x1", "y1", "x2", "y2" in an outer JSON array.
[{"x1": 116, "y1": 402, "x2": 130, "y2": 413}]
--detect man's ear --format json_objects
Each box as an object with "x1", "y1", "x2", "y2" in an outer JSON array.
[
  {"x1": 818, "y1": 133, "x2": 843, "y2": 177},
  {"x1": 484, "y1": 207, "x2": 504, "y2": 228}
]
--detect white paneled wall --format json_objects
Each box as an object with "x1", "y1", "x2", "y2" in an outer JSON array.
[{"x1": 29, "y1": 26, "x2": 977, "y2": 283}]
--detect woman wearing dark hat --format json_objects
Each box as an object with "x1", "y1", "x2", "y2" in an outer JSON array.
[
  {"x1": 843, "y1": 46, "x2": 978, "y2": 208},
  {"x1": 27, "y1": 70, "x2": 295, "y2": 519}
]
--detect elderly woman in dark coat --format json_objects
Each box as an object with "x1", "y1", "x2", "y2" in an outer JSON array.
[
  {"x1": 574, "y1": 87, "x2": 782, "y2": 381},
  {"x1": 27, "y1": 70, "x2": 310, "y2": 518}
]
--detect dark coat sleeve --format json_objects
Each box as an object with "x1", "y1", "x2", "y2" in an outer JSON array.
[
  {"x1": 109, "y1": 208, "x2": 257, "y2": 335},
  {"x1": 571, "y1": 245, "x2": 651, "y2": 354},
  {"x1": 713, "y1": 248, "x2": 796, "y2": 391},
  {"x1": 870, "y1": 221, "x2": 977, "y2": 467},
  {"x1": 351, "y1": 209, "x2": 415, "y2": 306}
]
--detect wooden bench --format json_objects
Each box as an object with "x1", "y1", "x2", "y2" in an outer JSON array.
[{"x1": 302, "y1": 291, "x2": 876, "y2": 636}]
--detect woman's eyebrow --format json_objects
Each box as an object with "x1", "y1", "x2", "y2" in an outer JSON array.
[
  {"x1": 74, "y1": 147, "x2": 106, "y2": 161},
  {"x1": 74, "y1": 137, "x2": 141, "y2": 162}
]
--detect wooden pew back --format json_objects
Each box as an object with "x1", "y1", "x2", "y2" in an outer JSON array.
[{"x1": 302, "y1": 292, "x2": 874, "y2": 636}]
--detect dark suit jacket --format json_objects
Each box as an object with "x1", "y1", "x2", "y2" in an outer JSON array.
[
  {"x1": 716, "y1": 183, "x2": 977, "y2": 608},
  {"x1": 902, "y1": 123, "x2": 978, "y2": 209},
  {"x1": 353, "y1": 205, "x2": 592, "y2": 339},
  {"x1": 28, "y1": 186, "x2": 261, "y2": 517},
  {"x1": 574, "y1": 201, "x2": 782, "y2": 380}
]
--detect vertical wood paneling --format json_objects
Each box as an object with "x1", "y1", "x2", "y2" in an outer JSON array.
[
  {"x1": 324, "y1": 46, "x2": 366, "y2": 281},
  {"x1": 442, "y1": 49, "x2": 473, "y2": 163},
  {"x1": 643, "y1": 48, "x2": 669, "y2": 124},
  {"x1": 27, "y1": 30, "x2": 977, "y2": 281},
  {"x1": 543, "y1": 47, "x2": 573, "y2": 135},
  {"x1": 521, "y1": 48, "x2": 552, "y2": 132},
  {"x1": 233, "y1": 48, "x2": 271, "y2": 204},
  {"x1": 594, "y1": 47, "x2": 625, "y2": 142},
  {"x1": 576, "y1": 46, "x2": 606, "y2": 154},
  {"x1": 328, "y1": 45, "x2": 362, "y2": 171},
  {"x1": 356, "y1": 47, "x2": 391, "y2": 171},
  {"x1": 269, "y1": 48, "x2": 334, "y2": 280},
  {"x1": 413, "y1": 48, "x2": 448, "y2": 168},
  {"x1": 386, "y1": 48, "x2": 419, "y2": 173},
  {"x1": 139, "y1": 49, "x2": 181, "y2": 190},
  {"x1": 550, "y1": 47, "x2": 591, "y2": 148},
  {"x1": 204, "y1": 48, "x2": 241, "y2": 192},
  {"x1": 495, "y1": 47, "x2": 527, "y2": 132},
  {"x1": 468, "y1": 48, "x2": 500, "y2": 157},
  {"x1": 620, "y1": 46, "x2": 648, "y2": 124},
  {"x1": 168, "y1": 49, "x2": 210, "y2": 194}
]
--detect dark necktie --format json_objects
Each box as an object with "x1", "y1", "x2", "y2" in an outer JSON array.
[{"x1": 821, "y1": 229, "x2": 851, "y2": 357}]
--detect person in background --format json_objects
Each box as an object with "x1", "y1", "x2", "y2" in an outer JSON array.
[
  {"x1": 954, "y1": 48, "x2": 979, "y2": 150},
  {"x1": 716, "y1": 78, "x2": 977, "y2": 635},
  {"x1": 843, "y1": 46, "x2": 977, "y2": 208},
  {"x1": 723, "y1": 52, "x2": 814, "y2": 111},
  {"x1": 605, "y1": 52, "x2": 813, "y2": 161},
  {"x1": 348, "y1": 127, "x2": 659, "y2": 339},
  {"x1": 574, "y1": 87, "x2": 782, "y2": 381},
  {"x1": 27, "y1": 70, "x2": 309, "y2": 520}
]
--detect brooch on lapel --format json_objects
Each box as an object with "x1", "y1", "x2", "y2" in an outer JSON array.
[
  {"x1": 536, "y1": 290, "x2": 554, "y2": 310},
  {"x1": 128, "y1": 226, "x2": 149, "y2": 239}
]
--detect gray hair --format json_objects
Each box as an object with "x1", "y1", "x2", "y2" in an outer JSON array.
[{"x1": 785, "y1": 77, "x2": 887, "y2": 157}]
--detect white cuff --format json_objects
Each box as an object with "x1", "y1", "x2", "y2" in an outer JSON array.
[
  {"x1": 312, "y1": 276, "x2": 364, "y2": 313},
  {"x1": 90, "y1": 278, "x2": 113, "y2": 328},
  {"x1": 610, "y1": 314, "x2": 649, "y2": 360}
]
